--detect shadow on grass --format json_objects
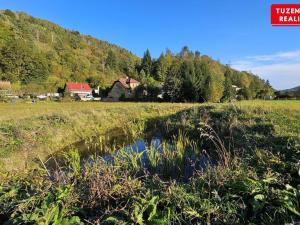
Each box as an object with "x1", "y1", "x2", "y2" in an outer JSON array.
[
  {"x1": 150, "y1": 105, "x2": 299, "y2": 180},
  {"x1": 35, "y1": 104, "x2": 299, "y2": 182}
]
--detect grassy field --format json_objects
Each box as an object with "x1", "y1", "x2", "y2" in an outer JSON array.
[
  {"x1": 0, "y1": 102, "x2": 195, "y2": 172},
  {"x1": 0, "y1": 100, "x2": 299, "y2": 224},
  {"x1": 0, "y1": 102, "x2": 194, "y2": 121}
]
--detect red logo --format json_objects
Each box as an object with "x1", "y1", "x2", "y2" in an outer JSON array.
[{"x1": 271, "y1": 4, "x2": 300, "y2": 26}]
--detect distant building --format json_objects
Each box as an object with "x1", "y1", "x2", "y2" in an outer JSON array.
[
  {"x1": 0, "y1": 81, "x2": 11, "y2": 90},
  {"x1": 232, "y1": 85, "x2": 241, "y2": 92},
  {"x1": 106, "y1": 76, "x2": 140, "y2": 101},
  {"x1": 0, "y1": 81, "x2": 12, "y2": 96},
  {"x1": 64, "y1": 82, "x2": 92, "y2": 97}
]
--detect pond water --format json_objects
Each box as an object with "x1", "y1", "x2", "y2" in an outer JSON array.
[
  {"x1": 101, "y1": 137, "x2": 163, "y2": 163},
  {"x1": 46, "y1": 135, "x2": 216, "y2": 180},
  {"x1": 101, "y1": 137, "x2": 215, "y2": 180}
]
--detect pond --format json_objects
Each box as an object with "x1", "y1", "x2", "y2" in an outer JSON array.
[
  {"x1": 45, "y1": 134, "x2": 216, "y2": 181},
  {"x1": 91, "y1": 136, "x2": 215, "y2": 180}
]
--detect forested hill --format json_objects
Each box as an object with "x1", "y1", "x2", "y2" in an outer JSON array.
[
  {"x1": 0, "y1": 10, "x2": 273, "y2": 102},
  {"x1": 276, "y1": 86, "x2": 300, "y2": 98},
  {"x1": 0, "y1": 10, "x2": 140, "y2": 92}
]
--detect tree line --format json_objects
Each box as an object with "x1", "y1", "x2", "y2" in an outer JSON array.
[{"x1": 133, "y1": 47, "x2": 274, "y2": 102}]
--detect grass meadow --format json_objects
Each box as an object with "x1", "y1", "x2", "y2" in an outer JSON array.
[
  {"x1": 0, "y1": 100, "x2": 299, "y2": 224},
  {"x1": 0, "y1": 102, "x2": 195, "y2": 172}
]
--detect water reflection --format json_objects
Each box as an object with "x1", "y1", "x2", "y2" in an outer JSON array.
[
  {"x1": 102, "y1": 137, "x2": 214, "y2": 180},
  {"x1": 46, "y1": 136, "x2": 215, "y2": 181}
]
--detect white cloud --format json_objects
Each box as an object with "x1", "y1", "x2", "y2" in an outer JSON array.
[
  {"x1": 247, "y1": 50, "x2": 300, "y2": 62},
  {"x1": 231, "y1": 50, "x2": 300, "y2": 90}
]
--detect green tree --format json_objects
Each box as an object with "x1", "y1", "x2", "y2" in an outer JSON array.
[
  {"x1": 106, "y1": 50, "x2": 118, "y2": 69},
  {"x1": 139, "y1": 69, "x2": 147, "y2": 81},
  {"x1": 180, "y1": 60, "x2": 201, "y2": 102},
  {"x1": 163, "y1": 64, "x2": 182, "y2": 102},
  {"x1": 222, "y1": 77, "x2": 235, "y2": 102},
  {"x1": 221, "y1": 68, "x2": 236, "y2": 102},
  {"x1": 140, "y1": 49, "x2": 152, "y2": 76},
  {"x1": 180, "y1": 46, "x2": 190, "y2": 59},
  {"x1": 204, "y1": 73, "x2": 224, "y2": 102},
  {"x1": 86, "y1": 75, "x2": 103, "y2": 88},
  {"x1": 257, "y1": 80, "x2": 274, "y2": 99},
  {"x1": 195, "y1": 60, "x2": 211, "y2": 101},
  {"x1": 152, "y1": 53, "x2": 169, "y2": 81},
  {"x1": 3, "y1": 10, "x2": 16, "y2": 19},
  {"x1": 0, "y1": 40, "x2": 49, "y2": 84}
]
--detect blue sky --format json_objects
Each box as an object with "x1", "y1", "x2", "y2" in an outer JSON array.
[{"x1": 1, "y1": 0, "x2": 300, "y2": 89}]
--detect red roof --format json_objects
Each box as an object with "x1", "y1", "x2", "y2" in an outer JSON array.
[
  {"x1": 118, "y1": 77, "x2": 140, "y2": 89},
  {"x1": 66, "y1": 82, "x2": 92, "y2": 92}
]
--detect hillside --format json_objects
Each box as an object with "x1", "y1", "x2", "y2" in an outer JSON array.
[
  {"x1": 0, "y1": 10, "x2": 273, "y2": 101},
  {"x1": 0, "y1": 10, "x2": 140, "y2": 93},
  {"x1": 277, "y1": 86, "x2": 300, "y2": 98}
]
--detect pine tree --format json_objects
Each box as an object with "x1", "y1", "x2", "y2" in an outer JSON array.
[
  {"x1": 152, "y1": 53, "x2": 169, "y2": 81},
  {"x1": 195, "y1": 51, "x2": 201, "y2": 59},
  {"x1": 195, "y1": 60, "x2": 211, "y2": 101},
  {"x1": 222, "y1": 77, "x2": 235, "y2": 102},
  {"x1": 180, "y1": 60, "x2": 201, "y2": 101},
  {"x1": 141, "y1": 49, "x2": 152, "y2": 76},
  {"x1": 139, "y1": 69, "x2": 147, "y2": 82},
  {"x1": 221, "y1": 67, "x2": 235, "y2": 102},
  {"x1": 180, "y1": 46, "x2": 190, "y2": 58}
]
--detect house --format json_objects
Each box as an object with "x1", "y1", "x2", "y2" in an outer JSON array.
[
  {"x1": 107, "y1": 76, "x2": 140, "y2": 101},
  {"x1": 0, "y1": 81, "x2": 11, "y2": 89},
  {"x1": 231, "y1": 85, "x2": 242, "y2": 99},
  {"x1": 64, "y1": 82, "x2": 92, "y2": 97},
  {"x1": 232, "y1": 85, "x2": 241, "y2": 92}
]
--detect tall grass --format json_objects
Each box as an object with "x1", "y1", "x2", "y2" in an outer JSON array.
[{"x1": 0, "y1": 100, "x2": 299, "y2": 224}]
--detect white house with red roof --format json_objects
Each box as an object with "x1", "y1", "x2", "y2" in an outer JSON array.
[{"x1": 64, "y1": 82, "x2": 92, "y2": 97}]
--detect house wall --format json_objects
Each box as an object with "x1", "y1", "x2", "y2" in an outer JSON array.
[
  {"x1": 65, "y1": 88, "x2": 91, "y2": 97},
  {"x1": 108, "y1": 82, "x2": 131, "y2": 100},
  {"x1": 70, "y1": 91, "x2": 91, "y2": 97},
  {"x1": 129, "y1": 83, "x2": 139, "y2": 90},
  {"x1": 0, "y1": 81, "x2": 11, "y2": 90}
]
